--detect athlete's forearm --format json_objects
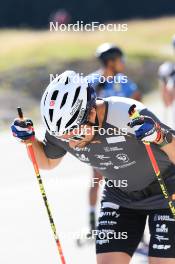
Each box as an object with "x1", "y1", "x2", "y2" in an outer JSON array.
[{"x1": 25, "y1": 138, "x2": 61, "y2": 170}]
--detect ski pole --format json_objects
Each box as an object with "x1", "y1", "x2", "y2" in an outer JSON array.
[
  {"x1": 17, "y1": 107, "x2": 66, "y2": 264},
  {"x1": 128, "y1": 104, "x2": 175, "y2": 219}
]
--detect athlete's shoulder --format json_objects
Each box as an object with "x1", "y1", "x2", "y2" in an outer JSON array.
[
  {"x1": 104, "y1": 96, "x2": 146, "y2": 131},
  {"x1": 116, "y1": 73, "x2": 138, "y2": 95},
  {"x1": 104, "y1": 96, "x2": 145, "y2": 110},
  {"x1": 43, "y1": 131, "x2": 67, "y2": 159}
]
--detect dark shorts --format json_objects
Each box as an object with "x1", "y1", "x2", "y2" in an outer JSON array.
[{"x1": 96, "y1": 202, "x2": 175, "y2": 258}]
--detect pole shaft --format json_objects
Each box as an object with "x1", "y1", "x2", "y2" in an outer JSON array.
[{"x1": 17, "y1": 107, "x2": 66, "y2": 264}]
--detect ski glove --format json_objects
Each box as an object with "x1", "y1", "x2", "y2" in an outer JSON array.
[
  {"x1": 11, "y1": 119, "x2": 35, "y2": 141},
  {"x1": 128, "y1": 115, "x2": 162, "y2": 143}
]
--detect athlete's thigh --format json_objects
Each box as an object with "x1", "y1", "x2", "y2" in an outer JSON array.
[
  {"x1": 96, "y1": 202, "x2": 147, "y2": 258},
  {"x1": 148, "y1": 209, "x2": 175, "y2": 261},
  {"x1": 149, "y1": 256, "x2": 175, "y2": 264},
  {"x1": 97, "y1": 252, "x2": 130, "y2": 264}
]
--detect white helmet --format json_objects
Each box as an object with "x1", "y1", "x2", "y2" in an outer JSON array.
[
  {"x1": 41, "y1": 70, "x2": 96, "y2": 136},
  {"x1": 158, "y1": 62, "x2": 174, "y2": 80},
  {"x1": 96, "y1": 43, "x2": 123, "y2": 64}
]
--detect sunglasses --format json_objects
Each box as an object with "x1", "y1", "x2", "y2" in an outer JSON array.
[
  {"x1": 55, "y1": 125, "x2": 86, "y2": 142},
  {"x1": 58, "y1": 134, "x2": 86, "y2": 142}
]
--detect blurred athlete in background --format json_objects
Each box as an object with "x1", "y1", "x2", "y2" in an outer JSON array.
[
  {"x1": 87, "y1": 43, "x2": 142, "y2": 234},
  {"x1": 158, "y1": 35, "x2": 175, "y2": 128}
]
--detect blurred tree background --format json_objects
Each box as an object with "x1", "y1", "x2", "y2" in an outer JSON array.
[
  {"x1": 1, "y1": 0, "x2": 175, "y2": 27},
  {"x1": 0, "y1": 0, "x2": 175, "y2": 128}
]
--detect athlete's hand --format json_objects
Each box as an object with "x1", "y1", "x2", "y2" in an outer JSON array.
[
  {"x1": 11, "y1": 118, "x2": 35, "y2": 142},
  {"x1": 128, "y1": 115, "x2": 162, "y2": 143}
]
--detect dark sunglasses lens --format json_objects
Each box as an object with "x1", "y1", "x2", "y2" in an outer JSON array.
[{"x1": 71, "y1": 135, "x2": 85, "y2": 141}]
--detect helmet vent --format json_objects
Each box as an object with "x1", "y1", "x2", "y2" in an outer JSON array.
[
  {"x1": 60, "y1": 92, "x2": 68, "y2": 108},
  {"x1": 44, "y1": 92, "x2": 48, "y2": 106},
  {"x1": 51, "y1": 90, "x2": 59, "y2": 100},
  {"x1": 65, "y1": 109, "x2": 80, "y2": 128},
  {"x1": 44, "y1": 116, "x2": 50, "y2": 131},
  {"x1": 49, "y1": 109, "x2": 53, "y2": 122},
  {"x1": 65, "y1": 77, "x2": 70, "y2": 85},
  {"x1": 72, "y1": 86, "x2": 80, "y2": 107},
  {"x1": 57, "y1": 118, "x2": 62, "y2": 132}
]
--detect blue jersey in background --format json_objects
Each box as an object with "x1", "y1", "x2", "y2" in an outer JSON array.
[{"x1": 87, "y1": 71, "x2": 138, "y2": 98}]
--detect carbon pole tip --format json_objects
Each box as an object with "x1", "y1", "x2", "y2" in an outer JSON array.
[{"x1": 17, "y1": 107, "x2": 23, "y2": 119}]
